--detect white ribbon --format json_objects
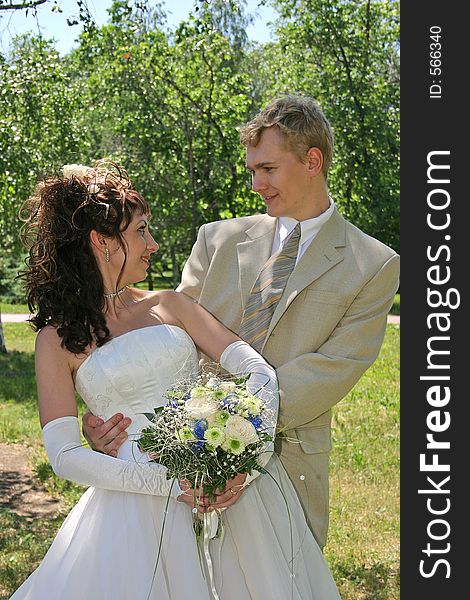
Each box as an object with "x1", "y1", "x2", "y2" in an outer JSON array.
[{"x1": 203, "y1": 511, "x2": 221, "y2": 600}]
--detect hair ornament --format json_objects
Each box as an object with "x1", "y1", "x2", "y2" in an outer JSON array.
[
  {"x1": 62, "y1": 164, "x2": 93, "y2": 180},
  {"x1": 87, "y1": 183, "x2": 100, "y2": 195}
]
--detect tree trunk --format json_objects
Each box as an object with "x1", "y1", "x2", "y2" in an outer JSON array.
[
  {"x1": 171, "y1": 246, "x2": 180, "y2": 290},
  {"x1": 0, "y1": 314, "x2": 7, "y2": 354}
]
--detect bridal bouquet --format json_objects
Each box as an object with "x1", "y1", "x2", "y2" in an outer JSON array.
[
  {"x1": 137, "y1": 372, "x2": 276, "y2": 509},
  {"x1": 138, "y1": 373, "x2": 283, "y2": 599}
]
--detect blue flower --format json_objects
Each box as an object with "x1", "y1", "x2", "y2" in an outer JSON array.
[
  {"x1": 248, "y1": 416, "x2": 262, "y2": 429},
  {"x1": 193, "y1": 419, "x2": 208, "y2": 440},
  {"x1": 222, "y1": 394, "x2": 238, "y2": 413},
  {"x1": 193, "y1": 440, "x2": 205, "y2": 453}
]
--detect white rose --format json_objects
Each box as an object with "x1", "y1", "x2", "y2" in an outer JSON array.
[
  {"x1": 224, "y1": 415, "x2": 258, "y2": 445},
  {"x1": 62, "y1": 164, "x2": 91, "y2": 180},
  {"x1": 184, "y1": 396, "x2": 219, "y2": 420}
]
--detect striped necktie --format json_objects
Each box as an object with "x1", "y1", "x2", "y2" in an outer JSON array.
[{"x1": 239, "y1": 223, "x2": 301, "y2": 352}]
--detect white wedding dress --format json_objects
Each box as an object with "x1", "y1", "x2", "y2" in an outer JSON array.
[{"x1": 11, "y1": 325, "x2": 340, "y2": 600}]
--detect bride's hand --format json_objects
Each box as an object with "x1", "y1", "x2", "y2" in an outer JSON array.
[
  {"x1": 205, "y1": 473, "x2": 248, "y2": 510},
  {"x1": 176, "y1": 479, "x2": 211, "y2": 514},
  {"x1": 177, "y1": 473, "x2": 248, "y2": 512}
]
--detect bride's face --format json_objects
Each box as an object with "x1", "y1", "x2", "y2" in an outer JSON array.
[{"x1": 114, "y1": 211, "x2": 159, "y2": 284}]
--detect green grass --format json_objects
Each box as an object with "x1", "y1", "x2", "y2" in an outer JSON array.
[
  {"x1": 0, "y1": 322, "x2": 400, "y2": 599},
  {"x1": 389, "y1": 293, "x2": 400, "y2": 316},
  {"x1": 0, "y1": 512, "x2": 66, "y2": 597},
  {"x1": 0, "y1": 322, "x2": 36, "y2": 354},
  {"x1": 0, "y1": 323, "x2": 87, "y2": 599},
  {"x1": 0, "y1": 324, "x2": 39, "y2": 445},
  {"x1": 0, "y1": 303, "x2": 29, "y2": 314},
  {"x1": 325, "y1": 324, "x2": 400, "y2": 599}
]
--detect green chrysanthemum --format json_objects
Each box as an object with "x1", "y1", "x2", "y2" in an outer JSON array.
[
  {"x1": 214, "y1": 410, "x2": 230, "y2": 426},
  {"x1": 203, "y1": 426, "x2": 225, "y2": 447},
  {"x1": 237, "y1": 395, "x2": 262, "y2": 416},
  {"x1": 190, "y1": 386, "x2": 208, "y2": 398},
  {"x1": 177, "y1": 426, "x2": 195, "y2": 442},
  {"x1": 222, "y1": 437, "x2": 246, "y2": 455}
]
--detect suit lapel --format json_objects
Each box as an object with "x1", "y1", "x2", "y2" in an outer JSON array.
[
  {"x1": 264, "y1": 209, "x2": 347, "y2": 344},
  {"x1": 237, "y1": 215, "x2": 276, "y2": 309}
]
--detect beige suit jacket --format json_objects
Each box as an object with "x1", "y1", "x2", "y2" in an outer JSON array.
[{"x1": 178, "y1": 207, "x2": 400, "y2": 548}]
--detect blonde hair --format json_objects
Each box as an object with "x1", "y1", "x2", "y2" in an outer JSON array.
[{"x1": 240, "y1": 95, "x2": 334, "y2": 176}]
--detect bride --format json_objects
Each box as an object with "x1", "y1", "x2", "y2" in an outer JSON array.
[{"x1": 11, "y1": 161, "x2": 341, "y2": 599}]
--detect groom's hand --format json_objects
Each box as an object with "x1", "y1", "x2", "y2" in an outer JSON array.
[{"x1": 82, "y1": 411, "x2": 131, "y2": 457}]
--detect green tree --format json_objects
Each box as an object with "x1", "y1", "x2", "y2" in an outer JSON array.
[
  {"x1": 263, "y1": 0, "x2": 399, "y2": 251},
  {"x1": 0, "y1": 35, "x2": 89, "y2": 310},
  {"x1": 70, "y1": 0, "x2": 259, "y2": 285},
  {"x1": 0, "y1": 0, "x2": 399, "y2": 311}
]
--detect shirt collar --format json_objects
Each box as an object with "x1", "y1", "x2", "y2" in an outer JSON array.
[{"x1": 278, "y1": 198, "x2": 335, "y2": 245}]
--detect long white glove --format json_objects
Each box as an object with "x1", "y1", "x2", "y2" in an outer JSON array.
[
  {"x1": 219, "y1": 341, "x2": 279, "y2": 485},
  {"x1": 42, "y1": 416, "x2": 182, "y2": 498}
]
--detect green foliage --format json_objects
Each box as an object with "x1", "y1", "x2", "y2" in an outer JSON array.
[
  {"x1": 0, "y1": 35, "x2": 90, "y2": 255},
  {"x1": 0, "y1": 250, "x2": 27, "y2": 304},
  {"x1": 0, "y1": 0, "x2": 399, "y2": 297},
  {"x1": 269, "y1": 0, "x2": 400, "y2": 251},
  {"x1": 389, "y1": 293, "x2": 400, "y2": 315}
]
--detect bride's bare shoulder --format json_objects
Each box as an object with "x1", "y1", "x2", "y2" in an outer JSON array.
[
  {"x1": 35, "y1": 325, "x2": 71, "y2": 365},
  {"x1": 36, "y1": 324, "x2": 61, "y2": 348}
]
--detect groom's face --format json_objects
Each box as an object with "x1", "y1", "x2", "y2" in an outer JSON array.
[{"x1": 246, "y1": 126, "x2": 317, "y2": 222}]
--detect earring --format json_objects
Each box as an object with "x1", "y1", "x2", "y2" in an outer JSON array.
[{"x1": 105, "y1": 248, "x2": 110, "y2": 263}]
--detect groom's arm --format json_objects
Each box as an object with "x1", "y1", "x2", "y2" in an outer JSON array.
[{"x1": 276, "y1": 254, "x2": 400, "y2": 431}]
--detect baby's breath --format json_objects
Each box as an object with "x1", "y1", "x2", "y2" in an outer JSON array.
[{"x1": 137, "y1": 372, "x2": 275, "y2": 502}]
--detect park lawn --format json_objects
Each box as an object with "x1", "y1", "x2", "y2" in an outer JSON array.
[
  {"x1": 0, "y1": 322, "x2": 400, "y2": 600},
  {"x1": 0, "y1": 303, "x2": 29, "y2": 314},
  {"x1": 325, "y1": 324, "x2": 400, "y2": 599},
  {"x1": 389, "y1": 294, "x2": 400, "y2": 316}
]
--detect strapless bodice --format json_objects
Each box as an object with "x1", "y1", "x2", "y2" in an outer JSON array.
[{"x1": 76, "y1": 325, "x2": 199, "y2": 457}]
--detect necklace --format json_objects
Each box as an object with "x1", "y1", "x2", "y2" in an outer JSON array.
[{"x1": 103, "y1": 285, "x2": 129, "y2": 300}]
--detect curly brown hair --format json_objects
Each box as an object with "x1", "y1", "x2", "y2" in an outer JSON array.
[{"x1": 20, "y1": 160, "x2": 150, "y2": 354}]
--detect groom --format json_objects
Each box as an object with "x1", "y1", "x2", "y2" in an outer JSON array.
[{"x1": 83, "y1": 95, "x2": 400, "y2": 549}]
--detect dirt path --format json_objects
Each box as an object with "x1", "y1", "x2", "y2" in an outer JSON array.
[{"x1": 0, "y1": 443, "x2": 62, "y2": 519}]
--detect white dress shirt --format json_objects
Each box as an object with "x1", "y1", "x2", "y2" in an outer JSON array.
[{"x1": 271, "y1": 198, "x2": 335, "y2": 264}]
